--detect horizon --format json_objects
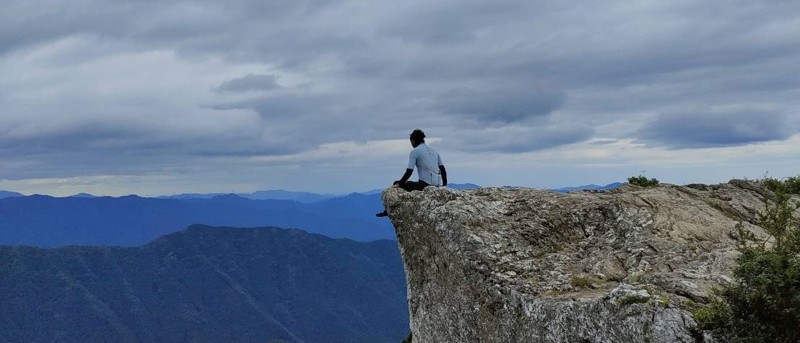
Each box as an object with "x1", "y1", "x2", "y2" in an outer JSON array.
[
  {"x1": 2, "y1": 173, "x2": 799, "y2": 197},
  {"x1": 2, "y1": 0, "x2": 798, "y2": 197},
  {"x1": 0, "y1": 181, "x2": 545, "y2": 197},
  {"x1": 0, "y1": 178, "x2": 774, "y2": 198},
  {"x1": 1, "y1": 170, "x2": 796, "y2": 197}
]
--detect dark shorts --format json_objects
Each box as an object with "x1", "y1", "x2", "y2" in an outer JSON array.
[{"x1": 393, "y1": 180, "x2": 429, "y2": 192}]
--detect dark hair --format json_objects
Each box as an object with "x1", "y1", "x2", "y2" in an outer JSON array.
[{"x1": 410, "y1": 129, "x2": 426, "y2": 142}]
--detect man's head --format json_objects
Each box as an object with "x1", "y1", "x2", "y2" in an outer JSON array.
[{"x1": 409, "y1": 129, "x2": 425, "y2": 147}]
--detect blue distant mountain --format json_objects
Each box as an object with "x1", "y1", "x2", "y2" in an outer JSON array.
[
  {"x1": 164, "y1": 184, "x2": 479, "y2": 201},
  {"x1": 448, "y1": 183, "x2": 481, "y2": 190},
  {"x1": 69, "y1": 192, "x2": 98, "y2": 198},
  {"x1": 247, "y1": 189, "x2": 335, "y2": 202},
  {"x1": 0, "y1": 193, "x2": 393, "y2": 247},
  {"x1": 552, "y1": 182, "x2": 624, "y2": 193},
  {"x1": 157, "y1": 192, "x2": 223, "y2": 199},
  {"x1": 160, "y1": 190, "x2": 336, "y2": 203},
  {"x1": 0, "y1": 190, "x2": 24, "y2": 199}
]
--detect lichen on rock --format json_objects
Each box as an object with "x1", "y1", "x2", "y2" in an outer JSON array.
[{"x1": 382, "y1": 181, "x2": 768, "y2": 342}]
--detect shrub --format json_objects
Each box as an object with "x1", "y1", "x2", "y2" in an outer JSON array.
[
  {"x1": 695, "y1": 177, "x2": 800, "y2": 342},
  {"x1": 628, "y1": 175, "x2": 659, "y2": 187},
  {"x1": 785, "y1": 176, "x2": 800, "y2": 194},
  {"x1": 764, "y1": 176, "x2": 800, "y2": 195}
]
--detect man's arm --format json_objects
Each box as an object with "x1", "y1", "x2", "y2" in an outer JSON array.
[
  {"x1": 396, "y1": 149, "x2": 416, "y2": 186},
  {"x1": 397, "y1": 169, "x2": 413, "y2": 185},
  {"x1": 439, "y1": 165, "x2": 447, "y2": 186}
]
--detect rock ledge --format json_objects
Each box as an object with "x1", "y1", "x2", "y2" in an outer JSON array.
[{"x1": 383, "y1": 182, "x2": 767, "y2": 342}]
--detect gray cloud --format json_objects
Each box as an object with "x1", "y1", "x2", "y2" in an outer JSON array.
[
  {"x1": 217, "y1": 74, "x2": 280, "y2": 93},
  {"x1": 0, "y1": 112, "x2": 287, "y2": 179},
  {"x1": 441, "y1": 122, "x2": 594, "y2": 153},
  {"x1": 637, "y1": 110, "x2": 796, "y2": 149},
  {"x1": 212, "y1": 92, "x2": 339, "y2": 120},
  {"x1": 1, "y1": 0, "x2": 799, "y2": 194},
  {"x1": 0, "y1": 0, "x2": 332, "y2": 54},
  {"x1": 379, "y1": 1, "x2": 525, "y2": 45},
  {"x1": 437, "y1": 87, "x2": 566, "y2": 124}
]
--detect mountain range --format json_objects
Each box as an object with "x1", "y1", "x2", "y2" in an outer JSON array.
[
  {"x1": 1, "y1": 182, "x2": 616, "y2": 200},
  {"x1": 0, "y1": 190, "x2": 24, "y2": 199},
  {"x1": 0, "y1": 183, "x2": 621, "y2": 247},
  {"x1": 158, "y1": 190, "x2": 336, "y2": 203},
  {"x1": 0, "y1": 225, "x2": 409, "y2": 342},
  {"x1": 117, "y1": 183, "x2": 480, "y2": 202},
  {"x1": 0, "y1": 193, "x2": 394, "y2": 247}
]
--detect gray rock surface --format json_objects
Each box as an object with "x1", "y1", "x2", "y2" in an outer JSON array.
[{"x1": 383, "y1": 181, "x2": 771, "y2": 343}]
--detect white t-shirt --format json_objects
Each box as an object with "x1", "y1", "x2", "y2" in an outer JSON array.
[{"x1": 407, "y1": 143, "x2": 443, "y2": 186}]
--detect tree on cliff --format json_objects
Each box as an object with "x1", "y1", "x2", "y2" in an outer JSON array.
[{"x1": 696, "y1": 176, "x2": 800, "y2": 342}]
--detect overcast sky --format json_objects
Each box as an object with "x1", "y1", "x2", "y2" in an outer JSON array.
[{"x1": 1, "y1": 0, "x2": 799, "y2": 196}]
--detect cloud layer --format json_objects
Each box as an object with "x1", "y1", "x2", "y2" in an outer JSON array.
[
  {"x1": 638, "y1": 109, "x2": 794, "y2": 148},
  {"x1": 1, "y1": 0, "x2": 799, "y2": 194}
]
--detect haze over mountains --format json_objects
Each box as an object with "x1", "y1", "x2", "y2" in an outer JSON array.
[
  {"x1": 0, "y1": 183, "x2": 620, "y2": 247},
  {"x1": 0, "y1": 225, "x2": 409, "y2": 343},
  {"x1": 159, "y1": 190, "x2": 336, "y2": 203}
]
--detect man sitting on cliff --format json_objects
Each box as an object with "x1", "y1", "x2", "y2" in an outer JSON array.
[{"x1": 376, "y1": 129, "x2": 447, "y2": 217}]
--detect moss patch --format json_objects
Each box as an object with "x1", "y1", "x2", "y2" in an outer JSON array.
[{"x1": 617, "y1": 294, "x2": 651, "y2": 306}]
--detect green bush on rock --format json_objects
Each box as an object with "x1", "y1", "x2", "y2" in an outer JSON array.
[
  {"x1": 695, "y1": 177, "x2": 800, "y2": 342},
  {"x1": 628, "y1": 175, "x2": 659, "y2": 187}
]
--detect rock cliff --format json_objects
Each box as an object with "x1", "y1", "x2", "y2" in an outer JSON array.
[{"x1": 382, "y1": 181, "x2": 770, "y2": 342}]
